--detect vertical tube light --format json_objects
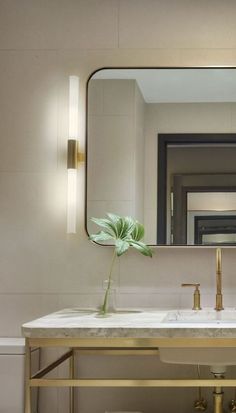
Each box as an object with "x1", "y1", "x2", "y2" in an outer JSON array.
[{"x1": 67, "y1": 76, "x2": 79, "y2": 233}]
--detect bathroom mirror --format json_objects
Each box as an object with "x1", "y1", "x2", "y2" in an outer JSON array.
[{"x1": 86, "y1": 68, "x2": 236, "y2": 246}]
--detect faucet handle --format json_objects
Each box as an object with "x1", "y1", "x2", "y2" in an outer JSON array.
[
  {"x1": 182, "y1": 283, "x2": 200, "y2": 289},
  {"x1": 181, "y1": 283, "x2": 201, "y2": 310}
]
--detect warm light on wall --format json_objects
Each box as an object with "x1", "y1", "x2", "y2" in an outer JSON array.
[{"x1": 67, "y1": 76, "x2": 84, "y2": 234}]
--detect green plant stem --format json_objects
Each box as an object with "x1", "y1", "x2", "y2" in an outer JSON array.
[{"x1": 100, "y1": 249, "x2": 117, "y2": 314}]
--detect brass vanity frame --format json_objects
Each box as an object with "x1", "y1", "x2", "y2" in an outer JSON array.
[{"x1": 24, "y1": 336, "x2": 236, "y2": 413}]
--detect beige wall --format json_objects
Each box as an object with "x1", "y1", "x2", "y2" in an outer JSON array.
[{"x1": 2, "y1": 1, "x2": 236, "y2": 412}]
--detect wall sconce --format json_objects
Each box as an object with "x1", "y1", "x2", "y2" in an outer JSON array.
[{"x1": 67, "y1": 76, "x2": 84, "y2": 234}]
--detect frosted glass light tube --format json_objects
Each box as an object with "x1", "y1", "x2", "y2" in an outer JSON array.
[
  {"x1": 67, "y1": 168, "x2": 77, "y2": 233},
  {"x1": 67, "y1": 76, "x2": 79, "y2": 233},
  {"x1": 69, "y1": 76, "x2": 79, "y2": 138}
]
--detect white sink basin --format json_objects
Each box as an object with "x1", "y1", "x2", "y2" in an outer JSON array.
[
  {"x1": 159, "y1": 308, "x2": 236, "y2": 366},
  {"x1": 163, "y1": 308, "x2": 236, "y2": 324},
  {"x1": 159, "y1": 347, "x2": 236, "y2": 366}
]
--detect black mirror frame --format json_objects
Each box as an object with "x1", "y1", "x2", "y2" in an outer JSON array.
[{"x1": 85, "y1": 66, "x2": 236, "y2": 247}]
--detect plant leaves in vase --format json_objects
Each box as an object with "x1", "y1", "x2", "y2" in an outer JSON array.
[{"x1": 89, "y1": 213, "x2": 152, "y2": 315}]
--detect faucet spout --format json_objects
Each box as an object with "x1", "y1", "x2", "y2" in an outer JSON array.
[{"x1": 215, "y1": 248, "x2": 224, "y2": 311}]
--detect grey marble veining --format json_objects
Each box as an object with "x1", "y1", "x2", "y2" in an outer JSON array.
[{"x1": 22, "y1": 308, "x2": 236, "y2": 339}]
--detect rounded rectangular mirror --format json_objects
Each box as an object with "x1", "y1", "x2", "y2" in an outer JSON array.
[{"x1": 86, "y1": 67, "x2": 236, "y2": 246}]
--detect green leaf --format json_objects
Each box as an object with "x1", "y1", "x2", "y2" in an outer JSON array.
[
  {"x1": 106, "y1": 213, "x2": 121, "y2": 224},
  {"x1": 119, "y1": 216, "x2": 136, "y2": 239},
  {"x1": 89, "y1": 231, "x2": 113, "y2": 243},
  {"x1": 129, "y1": 240, "x2": 152, "y2": 257},
  {"x1": 114, "y1": 217, "x2": 124, "y2": 238},
  {"x1": 115, "y1": 239, "x2": 130, "y2": 256},
  {"x1": 116, "y1": 217, "x2": 125, "y2": 238},
  {"x1": 131, "y1": 222, "x2": 144, "y2": 241},
  {"x1": 91, "y1": 217, "x2": 117, "y2": 237},
  {"x1": 106, "y1": 214, "x2": 128, "y2": 238}
]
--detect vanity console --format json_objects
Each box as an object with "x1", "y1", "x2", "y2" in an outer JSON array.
[{"x1": 22, "y1": 308, "x2": 236, "y2": 413}]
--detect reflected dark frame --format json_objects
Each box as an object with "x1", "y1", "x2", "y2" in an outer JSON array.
[
  {"x1": 157, "y1": 134, "x2": 236, "y2": 244},
  {"x1": 194, "y1": 215, "x2": 236, "y2": 245}
]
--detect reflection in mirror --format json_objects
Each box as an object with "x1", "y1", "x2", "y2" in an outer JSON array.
[
  {"x1": 86, "y1": 68, "x2": 236, "y2": 246},
  {"x1": 187, "y1": 193, "x2": 236, "y2": 245}
]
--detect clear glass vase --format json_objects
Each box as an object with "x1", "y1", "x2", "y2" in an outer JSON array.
[{"x1": 99, "y1": 279, "x2": 116, "y2": 315}]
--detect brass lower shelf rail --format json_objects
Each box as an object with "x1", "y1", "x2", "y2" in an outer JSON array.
[{"x1": 29, "y1": 378, "x2": 236, "y2": 388}]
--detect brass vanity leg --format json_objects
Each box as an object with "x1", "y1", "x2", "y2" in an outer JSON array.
[
  {"x1": 69, "y1": 348, "x2": 75, "y2": 413},
  {"x1": 213, "y1": 387, "x2": 224, "y2": 413},
  {"x1": 24, "y1": 338, "x2": 32, "y2": 413}
]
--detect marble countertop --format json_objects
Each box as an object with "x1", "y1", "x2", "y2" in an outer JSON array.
[{"x1": 22, "y1": 308, "x2": 236, "y2": 339}]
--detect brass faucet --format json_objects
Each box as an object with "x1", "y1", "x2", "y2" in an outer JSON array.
[
  {"x1": 181, "y1": 283, "x2": 201, "y2": 310},
  {"x1": 215, "y1": 248, "x2": 224, "y2": 311}
]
